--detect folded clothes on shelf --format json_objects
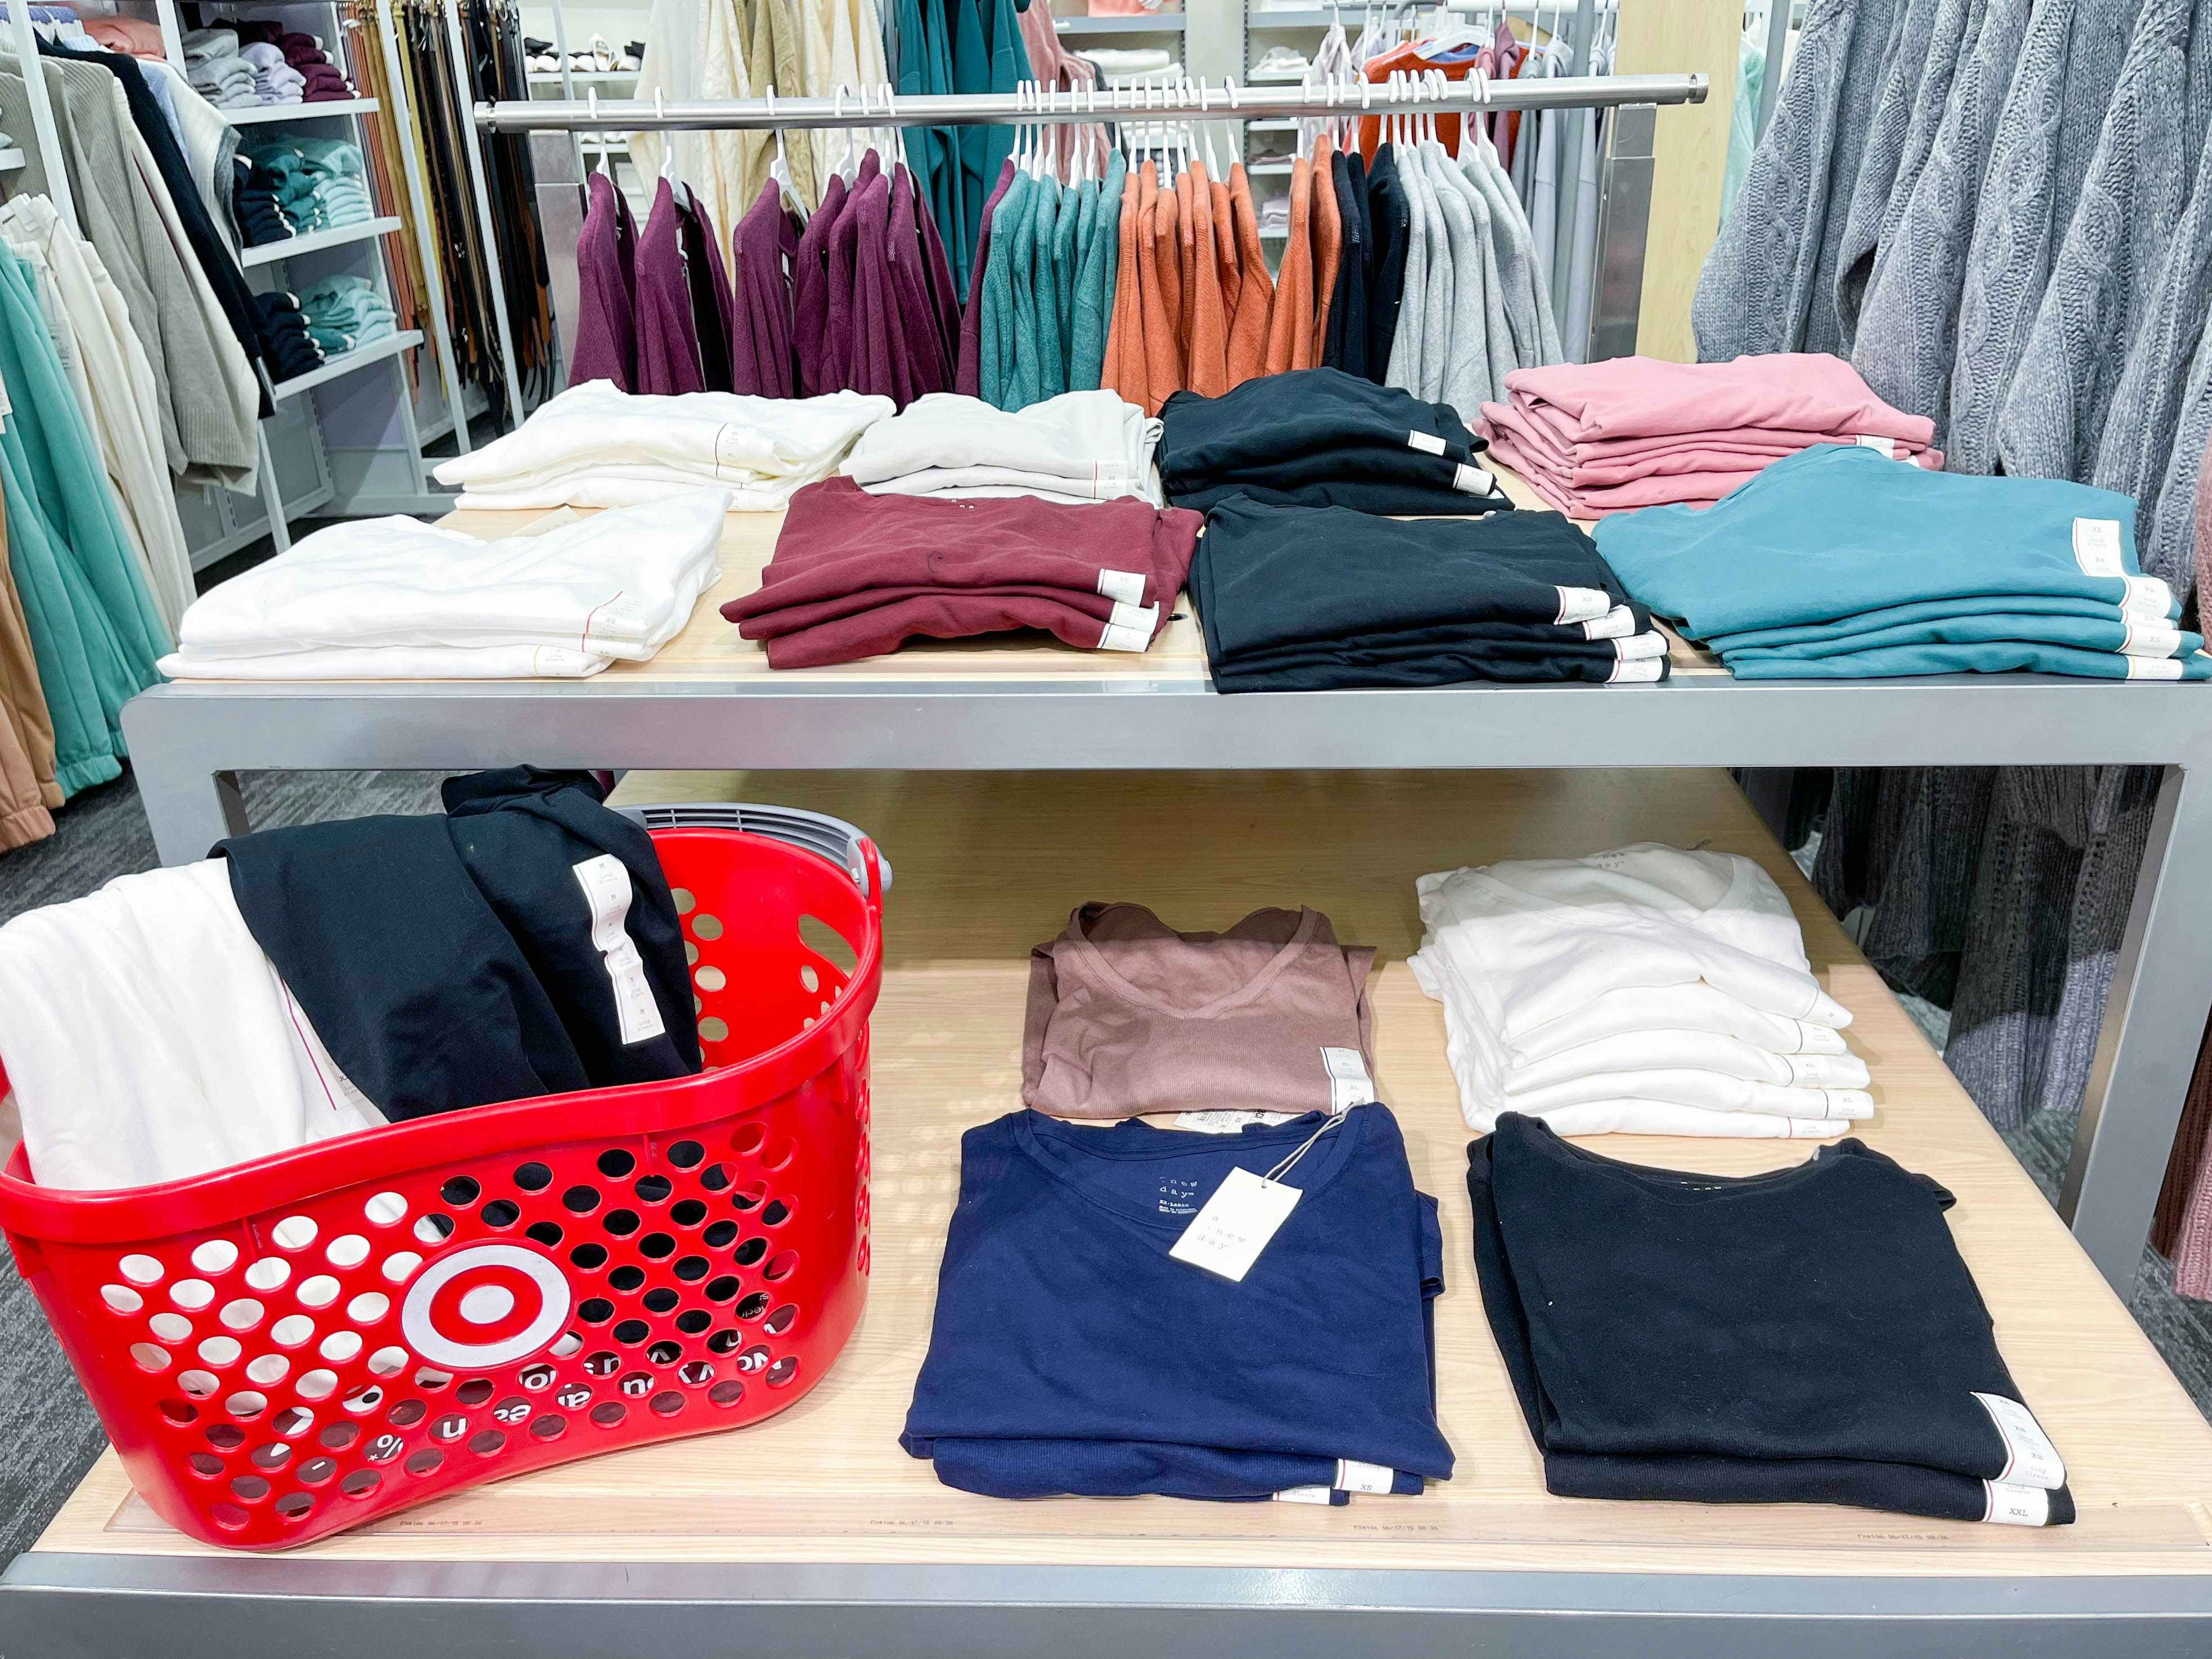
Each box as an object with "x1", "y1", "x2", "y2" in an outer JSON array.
[
  {"x1": 254, "y1": 290, "x2": 324, "y2": 380},
  {"x1": 1597, "y1": 445, "x2": 2212, "y2": 680},
  {"x1": 298, "y1": 273, "x2": 396, "y2": 351},
  {"x1": 839, "y1": 389, "x2": 1162, "y2": 504},
  {"x1": 232, "y1": 159, "x2": 296, "y2": 245},
  {"x1": 903, "y1": 1102, "x2": 1454, "y2": 1501},
  {"x1": 433, "y1": 382, "x2": 894, "y2": 509},
  {"x1": 1190, "y1": 498, "x2": 1665, "y2": 692},
  {"x1": 1479, "y1": 353, "x2": 1942, "y2": 518},
  {"x1": 82, "y1": 14, "x2": 167, "y2": 59},
  {"x1": 1024, "y1": 902, "x2": 1377, "y2": 1119},
  {"x1": 1159, "y1": 367, "x2": 1507, "y2": 514},
  {"x1": 159, "y1": 488, "x2": 730, "y2": 679},
  {"x1": 1471, "y1": 1113, "x2": 2074, "y2": 1526},
  {"x1": 245, "y1": 136, "x2": 375, "y2": 234},
  {"x1": 1411, "y1": 844, "x2": 1864, "y2": 1139},
  {"x1": 722, "y1": 478, "x2": 1201, "y2": 666}
]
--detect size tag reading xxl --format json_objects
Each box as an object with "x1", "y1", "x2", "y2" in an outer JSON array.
[
  {"x1": 1168, "y1": 1168, "x2": 1302, "y2": 1283},
  {"x1": 1973, "y1": 1393, "x2": 2066, "y2": 1489},
  {"x1": 1982, "y1": 1481, "x2": 2050, "y2": 1527}
]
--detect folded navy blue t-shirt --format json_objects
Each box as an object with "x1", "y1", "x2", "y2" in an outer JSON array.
[{"x1": 903, "y1": 1104, "x2": 1454, "y2": 1500}]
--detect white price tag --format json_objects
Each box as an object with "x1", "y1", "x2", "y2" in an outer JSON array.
[
  {"x1": 1973, "y1": 1393, "x2": 2065, "y2": 1490},
  {"x1": 2072, "y1": 517, "x2": 2125, "y2": 578},
  {"x1": 1981, "y1": 1481, "x2": 2051, "y2": 1527},
  {"x1": 1170, "y1": 1110, "x2": 1301, "y2": 1135},
  {"x1": 571, "y1": 855, "x2": 668, "y2": 1046},
  {"x1": 1407, "y1": 429, "x2": 1448, "y2": 456},
  {"x1": 1095, "y1": 567, "x2": 1147, "y2": 606},
  {"x1": 1321, "y1": 1047, "x2": 1374, "y2": 1114},
  {"x1": 1168, "y1": 1167, "x2": 1303, "y2": 1283}
]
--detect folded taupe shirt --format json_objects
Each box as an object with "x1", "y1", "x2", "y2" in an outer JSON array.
[{"x1": 1022, "y1": 902, "x2": 1378, "y2": 1119}]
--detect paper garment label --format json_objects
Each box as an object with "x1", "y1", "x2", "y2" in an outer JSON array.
[
  {"x1": 1273, "y1": 1484, "x2": 1336, "y2": 1505},
  {"x1": 2120, "y1": 619, "x2": 2184, "y2": 658},
  {"x1": 1096, "y1": 567, "x2": 1147, "y2": 605},
  {"x1": 1583, "y1": 606, "x2": 1636, "y2": 640},
  {"x1": 1171, "y1": 1110, "x2": 1301, "y2": 1134},
  {"x1": 2124, "y1": 574, "x2": 2174, "y2": 618},
  {"x1": 1454, "y1": 461, "x2": 1501, "y2": 497},
  {"x1": 1169, "y1": 1168, "x2": 1302, "y2": 1283},
  {"x1": 1322, "y1": 1046, "x2": 1374, "y2": 1113},
  {"x1": 1981, "y1": 1481, "x2": 2051, "y2": 1527},
  {"x1": 1555, "y1": 585, "x2": 1612, "y2": 625},
  {"x1": 1336, "y1": 1459, "x2": 1396, "y2": 1494},
  {"x1": 1407, "y1": 429, "x2": 1448, "y2": 455},
  {"x1": 2073, "y1": 517, "x2": 2125, "y2": 579},
  {"x1": 1973, "y1": 1393, "x2": 2065, "y2": 1489},
  {"x1": 1852, "y1": 433, "x2": 1900, "y2": 459},
  {"x1": 1097, "y1": 606, "x2": 1159, "y2": 652},
  {"x1": 1609, "y1": 657, "x2": 1666, "y2": 684},
  {"x1": 2125, "y1": 655, "x2": 2185, "y2": 680},
  {"x1": 572, "y1": 855, "x2": 668, "y2": 1046}
]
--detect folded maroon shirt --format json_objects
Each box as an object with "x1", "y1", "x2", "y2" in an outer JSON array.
[
  {"x1": 737, "y1": 581, "x2": 1126, "y2": 639},
  {"x1": 760, "y1": 590, "x2": 1164, "y2": 669}
]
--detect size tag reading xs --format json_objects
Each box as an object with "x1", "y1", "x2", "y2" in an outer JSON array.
[
  {"x1": 1335, "y1": 1459, "x2": 1395, "y2": 1494},
  {"x1": 1321, "y1": 1047, "x2": 1374, "y2": 1114},
  {"x1": 2072, "y1": 517, "x2": 2125, "y2": 579},
  {"x1": 1169, "y1": 1168, "x2": 1302, "y2": 1282}
]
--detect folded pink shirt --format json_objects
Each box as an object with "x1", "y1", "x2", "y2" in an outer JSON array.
[{"x1": 1493, "y1": 353, "x2": 1937, "y2": 447}]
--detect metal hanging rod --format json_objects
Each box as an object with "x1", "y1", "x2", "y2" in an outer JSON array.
[{"x1": 474, "y1": 71, "x2": 1706, "y2": 133}]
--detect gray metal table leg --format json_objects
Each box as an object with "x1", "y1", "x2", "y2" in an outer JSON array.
[
  {"x1": 2062, "y1": 761, "x2": 2212, "y2": 1290},
  {"x1": 123, "y1": 696, "x2": 252, "y2": 863}
]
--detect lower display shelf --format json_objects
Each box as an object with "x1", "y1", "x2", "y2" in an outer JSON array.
[{"x1": 10, "y1": 766, "x2": 2212, "y2": 1653}]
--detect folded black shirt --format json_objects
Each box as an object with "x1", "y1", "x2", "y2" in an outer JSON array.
[{"x1": 1468, "y1": 1114, "x2": 2075, "y2": 1527}]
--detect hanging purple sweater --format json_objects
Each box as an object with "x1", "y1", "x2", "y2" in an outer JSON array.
[
  {"x1": 843, "y1": 171, "x2": 901, "y2": 403},
  {"x1": 635, "y1": 177, "x2": 706, "y2": 395},
  {"x1": 731, "y1": 182, "x2": 800, "y2": 397},
  {"x1": 888, "y1": 167, "x2": 951, "y2": 396},
  {"x1": 569, "y1": 172, "x2": 639, "y2": 390},
  {"x1": 956, "y1": 161, "x2": 1018, "y2": 397},
  {"x1": 678, "y1": 190, "x2": 737, "y2": 394},
  {"x1": 909, "y1": 164, "x2": 961, "y2": 363},
  {"x1": 793, "y1": 173, "x2": 848, "y2": 396}
]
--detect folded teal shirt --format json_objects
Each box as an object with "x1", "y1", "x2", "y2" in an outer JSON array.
[
  {"x1": 1723, "y1": 642, "x2": 2212, "y2": 680},
  {"x1": 1708, "y1": 590, "x2": 2183, "y2": 653},
  {"x1": 1722, "y1": 612, "x2": 2203, "y2": 662},
  {"x1": 1594, "y1": 445, "x2": 2175, "y2": 638}
]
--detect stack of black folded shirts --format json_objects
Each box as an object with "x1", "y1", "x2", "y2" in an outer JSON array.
[
  {"x1": 254, "y1": 290, "x2": 323, "y2": 381},
  {"x1": 1470, "y1": 1114, "x2": 2076, "y2": 1528},
  {"x1": 1159, "y1": 367, "x2": 1511, "y2": 514},
  {"x1": 1190, "y1": 499, "x2": 1668, "y2": 692},
  {"x1": 234, "y1": 159, "x2": 295, "y2": 246}
]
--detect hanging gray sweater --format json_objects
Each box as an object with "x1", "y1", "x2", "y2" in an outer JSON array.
[{"x1": 1850, "y1": 0, "x2": 2034, "y2": 441}]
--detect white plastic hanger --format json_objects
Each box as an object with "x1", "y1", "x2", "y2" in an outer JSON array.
[{"x1": 655, "y1": 91, "x2": 690, "y2": 210}]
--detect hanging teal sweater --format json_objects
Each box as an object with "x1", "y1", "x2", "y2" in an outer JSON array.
[
  {"x1": 1069, "y1": 154, "x2": 1125, "y2": 393},
  {"x1": 979, "y1": 172, "x2": 1034, "y2": 408}
]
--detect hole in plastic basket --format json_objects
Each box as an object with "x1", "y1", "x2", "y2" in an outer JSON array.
[
  {"x1": 648, "y1": 1391, "x2": 684, "y2": 1419},
  {"x1": 245, "y1": 1258, "x2": 290, "y2": 1292},
  {"x1": 642, "y1": 1288, "x2": 679, "y2": 1315},
  {"x1": 796, "y1": 962, "x2": 819, "y2": 996},
  {"x1": 735, "y1": 1344, "x2": 771, "y2": 1374},
  {"x1": 526, "y1": 1222, "x2": 563, "y2": 1249},
  {"x1": 671, "y1": 887, "x2": 695, "y2": 915},
  {"x1": 673, "y1": 1256, "x2": 710, "y2": 1283},
  {"x1": 207, "y1": 1424, "x2": 247, "y2": 1451},
  {"x1": 731, "y1": 1183, "x2": 765, "y2": 1212},
  {"x1": 639, "y1": 1233, "x2": 675, "y2": 1261},
  {"x1": 697, "y1": 965, "x2": 728, "y2": 993},
  {"x1": 761, "y1": 1140, "x2": 795, "y2": 1173},
  {"x1": 704, "y1": 1274, "x2": 740, "y2": 1303},
  {"x1": 691, "y1": 914, "x2": 723, "y2": 941},
  {"x1": 298, "y1": 1276, "x2": 341, "y2": 1309},
  {"x1": 347, "y1": 1292, "x2": 389, "y2": 1324},
  {"x1": 583, "y1": 1351, "x2": 619, "y2": 1378},
  {"x1": 226, "y1": 1391, "x2": 268, "y2": 1419},
  {"x1": 191, "y1": 1241, "x2": 239, "y2": 1275},
  {"x1": 667, "y1": 1140, "x2": 707, "y2": 1171},
  {"x1": 414, "y1": 1214, "x2": 455, "y2": 1246},
  {"x1": 701, "y1": 1221, "x2": 737, "y2": 1249},
  {"x1": 171, "y1": 1279, "x2": 214, "y2": 1311},
  {"x1": 603, "y1": 1209, "x2": 641, "y2": 1238},
  {"x1": 479, "y1": 1200, "x2": 520, "y2": 1229},
  {"x1": 735, "y1": 1293, "x2": 770, "y2": 1321},
  {"x1": 197, "y1": 1335, "x2": 242, "y2": 1367},
  {"x1": 674, "y1": 1310, "x2": 711, "y2": 1335},
  {"x1": 250, "y1": 1442, "x2": 291, "y2": 1471},
  {"x1": 272, "y1": 1407, "x2": 313, "y2": 1438},
  {"x1": 767, "y1": 1357, "x2": 799, "y2": 1388},
  {"x1": 159, "y1": 1398, "x2": 198, "y2": 1426},
  {"x1": 364, "y1": 1192, "x2": 408, "y2": 1226},
  {"x1": 376, "y1": 1427, "x2": 418, "y2": 1459},
  {"x1": 764, "y1": 1252, "x2": 798, "y2": 1282},
  {"x1": 684, "y1": 942, "x2": 699, "y2": 966},
  {"x1": 646, "y1": 1340, "x2": 682, "y2": 1366},
  {"x1": 762, "y1": 1199, "x2": 792, "y2": 1227},
  {"x1": 325, "y1": 1235, "x2": 370, "y2": 1269},
  {"x1": 340, "y1": 1470, "x2": 380, "y2": 1500},
  {"x1": 405, "y1": 1449, "x2": 445, "y2": 1477},
  {"x1": 733, "y1": 1239, "x2": 767, "y2": 1268},
  {"x1": 677, "y1": 1360, "x2": 714, "y2": 1387},
  {"x1": 414, "y1": 1367, "x2": 453, "y2": 1392},
  {"x1": 342, "y1": 1387, "x2": 382, "y2": 1418},
  {"x1": 220, "y1": 1298, "x2": 265, "y2": 1331},
  {"x1": 698, "y1": 1163, "x2": 732, "y2": 1193},
  {"x1": 101, "y1": 1285, "x2": 144, "y2": 1314},
  {"x1": 440, "y1": 1177, "x2": 481, "y2": 1207},
  {"x1": 119, "y1": 1254, "x2": 164, "y2": 1285},
  {"x1": 272, "y1": 1217, "x2": 317, "y2": 1252},
  {"x1": 209, "y1": 1503, "x2": 249, "y2": 1532},
  {"x1": 608, "y1": 1265, "x2": 646, "y2": 1294},
  {"x1": 669, "y1": 1200, "x2": 707, "y2": 1228},
  {"x1": 380, "y1": 1252, "x2": 422, "y2": 1284},
  {"x1": 276, "y1": 1491, "x2": 315, "y2": 1522},
  {"x1": 245, "y1": 1355, "x2": 289, "y2": 1387},
  {"x1": 230, "y1": 1474, "x2": 270, "y2": 1503},
  {"x1": 318, "y1": 1422, "x2": 360, "y2": 1451},
  {"x1": 612, "y1": 1319, "x2": 650, "y2": 1346},
  {"x1": 550, "y1": 1331, "x2": 584, "y2": 1358},
  {"x1": 129, "y1": 1343, "x2": 170, "y2": 1372},
  {"x1": 530, "y1": 1413, "x2": 566, "y2": 1442},
  {"x1": 468, "y1": 1429, "x2": 507, "y2": 1458},
  {"x1": 708, "y1": 1379, "x2": 745, "y2": 1407},
  {"x1": 563, "y1": 1186, "x2": 602, "y2": 1217},
  {"x1": 577, "y1": 1298, "x2": 614, "y2": 1324},
  {"x1": 597, "y1": 1150, "x2": 636, "y2": 1180},
  {"x1": 589, "y1": 1402, "x2": 627, "y2": 1429},
  {"x1": 297, "y1": 1457, "x2": 337, "y2": 1485},
  {"x1": 633, "y1": 1174, "x2": 672, "y2": 1204},
  {"x1": 387, "y1": 1399, "x2": 427, "y2": 1429},
  {"x1": 149, "y1": 1312, "x2": 192, "y2": 1343},
  {"x1": 799, "y1": 913, "x2": 858, "y2": 974},
  {"x1": 513, "y1": 1162, "x2": 553, "y2": 1192},
  {"x1": 456, "y1": 1379, "x2": 494, "y2": 1407},
  {"x1": 367, "y1": 1345, "x2": 408, "y2": 1377},
  {"x1": 188, "y1": 1452, "x2": 223, "y2": 1478},
  {"x1": 764, "y1": 1304, "x2": 798, "y2": 1337},
  {"x1": 706, "y1": 1330, "x2": 740, "y2": 1355},
  {"x1": 270, "y1": 1315, "x2": 314, "y2": 1347},
  {"x1": 294, "y1": 1371, "x2": 338, "y2": 1401},
  {"x1": 178, "y1": 1369, "x2": 220, "y2": 1398},
  {"x1": 320, "y1": 1331, "x2": 363, "y2": 1364}
]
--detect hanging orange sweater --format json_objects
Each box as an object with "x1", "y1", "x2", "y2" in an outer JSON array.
[
  {"x1": 1101, "y1": 159, "x2": 1147, "y2": 412},
  {"x1": 1309, "y1": 132, "x2": 1342, "y2": 365},
  {"x1": 1224, "y1": 163, "x2": 1275, "y2": 387},
  {"x1": 1262, "y1": 155, "x2": 1317, "y2": 376},
  {"x1": 1211, "y1": 174, "x2": 1239, "y2": 332},
  {"x1": 1185, "y1": 161, "x2": 1230, "y2": 397},
  {"x1": 1136, "y1": 162, "x2": 1182, "y2": 412}
]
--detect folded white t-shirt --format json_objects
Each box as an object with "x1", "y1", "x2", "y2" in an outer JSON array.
[
  {"x1": 1504, "y1": 1029, "x2": 1870, "y2": 1092},
  {"x1": 161, "y1": 642, "x2": 617, "y2": 679},
  {"x1": 1506, "y1": 981, "x2": 1851, "y2": 1064},
  {"x1": 1499, "y1": 1069, "x2": 1873, "y2": 1119},
  {"x1": 840, "y1": 389, "x2": 1160, "y2": 497}
]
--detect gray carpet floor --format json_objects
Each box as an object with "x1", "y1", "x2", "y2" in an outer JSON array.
[{"x1": 2, "y1": 781, "x2": 2210, "y2": 1571}]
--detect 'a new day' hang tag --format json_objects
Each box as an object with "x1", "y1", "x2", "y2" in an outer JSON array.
[{"x1": 1169, "y1": 1167, "x2": 1302, "y2": 1283}]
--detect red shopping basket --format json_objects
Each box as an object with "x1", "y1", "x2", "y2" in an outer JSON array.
[{"x1": 0, "y1": 804, "x2": 884, "y2": 1551}]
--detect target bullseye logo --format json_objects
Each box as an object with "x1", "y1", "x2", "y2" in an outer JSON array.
[{"x1": 400, "y1": 1244, "x2": 571, "y2": 1369}]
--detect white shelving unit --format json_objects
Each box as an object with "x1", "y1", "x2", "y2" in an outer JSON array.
[
  {"x1": 268, "y1": 329, "x2": 427, "y2": 401},
  {"x1": 1054, "y1": 12, "x2": 1188, "y2": 35},
  {"x1": 222, "y1": 95, "x2": 381, "y2": 124},
  {"x1": 239, "y1": 214, "x2": 405, "y2": 268}
]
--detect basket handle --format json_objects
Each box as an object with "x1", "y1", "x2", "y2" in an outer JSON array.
[{"x1": 617, "y1": 801, "x2": 892, "y2": 900}]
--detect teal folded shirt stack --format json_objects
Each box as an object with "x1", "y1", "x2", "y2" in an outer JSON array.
[
  {"x1": 243, "y1": 136, "x2": 374, "y2": 233},
  {"x1": 297, "y1": 275, "x2": 397, "y2": 357},
  {"x1": 1593, "y1": 446, "x2": 2211, "y2": 682}
]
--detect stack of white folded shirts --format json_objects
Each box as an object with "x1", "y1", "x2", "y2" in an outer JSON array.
[
  {"x1": 839, "y1": 389, "x2": 1163, "y2": 504},
  {"x1": 1409, "y1": 844, "x2": 1869, "y2": 1139},
  {"x1": 241, "y1": 41, "x2": 306, "y2": 103},
  {"x1": 184, "y1": 29, "x2": 260, "y2": 109},
  {"x1": 433, "y1": 381, "x2": 894, "y2": 510},
  {"x1": 158, "y1": 490, "x2": 730, "y2": 680}
]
